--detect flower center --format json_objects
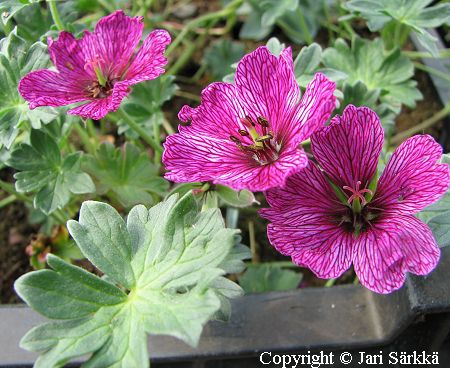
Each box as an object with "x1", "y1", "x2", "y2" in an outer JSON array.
[
  {"x1": 229, "y1": 115, "x2": 281, "y2": 165},
  {"x1": 84, "y1": 56, "x2": 117, "y2": 99},
  {"x1": 336, "y1": 180, "x2": 378, "y2": 237},
  {"x1": 343, "y1": 181, "x2": 373, "y2": 207}
]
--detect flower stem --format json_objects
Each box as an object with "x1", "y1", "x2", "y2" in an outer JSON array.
[
  {"x1": 413, "y1": 62, "x2": 450, "y2": 84},
  {"x1": 115, "y1": 109, "x2": 162, "y2": 154},
  {"x1": 0, "y1": 195, "x2": 16, "y2": 209},
  {"x1": 47, "y1": 0, "x2": 65, "y2": 31},
  {"x1": 296, "y1": 8, "x2": 313, "y2": 45},
  {"x1": 404, "y1": 49, "x2": 450, "y2": 59},
  {"x1": 73, "y1": 123, "x2": 96, "y2": 154},
  {"x1": 325, "y1": 278, "x2": 337, "y2": 287},
  {"x1": 391, "y1": 101, "x2": 450, "y2": 145},
  {"x1": 0, "y1": 179, "x2": 66, "y2": 223},
  {"x1": 165, "y1": 0, "x2": 243, "y2": 57}
]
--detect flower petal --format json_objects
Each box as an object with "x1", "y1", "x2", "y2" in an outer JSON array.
[
  {"x1": 67, "y1": 81, "x2": 130, "y2": 120},
  {"x1": 311, "y1": 105, "x2": 384, "y2": 189},
  {"x1": 235, "y1": 47, "x2": 300, "y2": 140},
  {"x1": 47, "y1": 32, "x2": 92, "y2": 80},
  {"x1": 81, "y1": 10, "x2": 144, "y2": 78},
  {"x1": 261, "y1": 163, "x2": 353, "y2": 278},
  {"x1": 125, "y1": 29, "x2": 171, "y2": 84},
  {"x1": 292, "y1": 73, "x2": 336, "y2": 145},
  {"x1": 177, "y1": 82, "x2": 246, "y2": 138},
  {"x1": 163, "y1": 128, "x2": 308, "y2": 192},
  {"x1": 19, "y1": 70, "x2": 88, "y2": 109},
  {"x1": 354, "y1": 215, "x2": 440, "y2": 294},
  {"x1": 373, "y1": 135, "x2": 450, "y2": 214}
]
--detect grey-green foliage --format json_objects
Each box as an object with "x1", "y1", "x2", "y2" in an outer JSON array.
[
  {"x1": 417, "y1": 154, "x2": 450, "y2": 247},
  {"x1": 203, "y1": 39, "x2": 245, "y2": 80},
  {"x1": 238, "y1": 264, "x2": 302, "y2": 293},
  {"x1": 292, "y1": 37, "x2": 422, "y2": 133},
  {"x1": 0, "y1": 29, "x2": 57, "y2": 149},
  {"x1": 342, "y1": 0, "x2": 450, "y2": 56},
  {"x1": 0, "y1": 0, "x2": 41, "y2": 25},
  {"x1": 119, "y1": 75, "x2": 177, "y2": 139},
  {"x1": 7, "y1": 129, "x2": 94, "y2": 214},
  {"x1": 15, "y1": 193, "x2": 249, "y2": 368},
  {"x1": 239, "y1": 0, "x2": 327, "y2": 44},
  {"x1": 84, "y1": 142, "x2": 169, "y2": 209}
]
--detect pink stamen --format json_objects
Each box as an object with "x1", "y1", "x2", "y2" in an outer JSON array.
[
  {"x1": 342, "y1": 181, "x2": 372, "y2": 206},
  {"x1": 84, "y1": 54, "x2": 104, "y2": 70}
]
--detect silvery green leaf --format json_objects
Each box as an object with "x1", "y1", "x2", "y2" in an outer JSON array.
[
  {"x1": 16, "y1": 193, "x2": 247, "y2": 367},
  {"x1": 0, "y1": 29, "x2": 58, "y2": 149}
]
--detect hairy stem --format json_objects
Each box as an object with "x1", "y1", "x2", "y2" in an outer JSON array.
[
  {"x1": 165, "y1": 0, "x2": 243, "y2": 57},
  {"x1": 414, "y1": 62, "x2": 450, "y2": 84},
  {"x1": 391, "y1": 102, "x2": 450, "y2": 145},
  {"x1": 47, "y1": 0, "x2": 65, "y2": 31},
  {"x1": 115, "y1": 109, "x2": 163, "y2": 154}
]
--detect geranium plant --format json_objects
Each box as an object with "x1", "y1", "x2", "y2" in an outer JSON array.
[{"x1": 1, "y1": 1, "x2": 450, "y2": 367}]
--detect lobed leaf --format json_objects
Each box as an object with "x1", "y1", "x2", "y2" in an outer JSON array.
[{"x1": 16, "y1": 193, "x2": 247, "y2": 367}]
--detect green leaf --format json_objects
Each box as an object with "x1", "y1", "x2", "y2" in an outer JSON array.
[
  {"x1": 7, "y1": 130, "x2": 95, "y2": 214},
  {"x1": 322, "y1": 37, "x2": 422, "y2": 124},
  {"x1": 266, "y1": 37, "x2": 286, "y2": 57},
  {"x1": 203, "y1": 39, "x2": 245, "y2": 80},
  {"x1": 84, "y1": 142, "x2": 168, "y2": 208},
  {"x1": 119, "y1": 76, "x2": 177, "y2": 139},
  {"x1": 0, "y1": 29, "x2": 58, "y2": 149},
  {"x1": 238, "y1": 264, "x2": 302, "y2": 293},
  {"x1": 16, "y1": 193, "x2": 247, "y2": 367},
  {"x1": 216, "y1": 184, "x2": 258, "y2": 208},
  {"x1": 0, "y1": 0, "x2": 41, "y2": 25},
  {"x1": 416, "y1": 154, "x2": 450, "y2": 247},
  {"x1": 239, "y1": 2, "x2": 273, "y2": 40},
  {"x1": 240, "y1": 0, "x2": 325, "y2": 43},
  {"x1": 342, "y1": 0, "x2": 450, "y2": 55},
  {"x1": 15, "y1": 254, "x2": 127, "y2": 319},
  {"x1": 294, "y1": 43, "x2": 322, "y2": 78}
]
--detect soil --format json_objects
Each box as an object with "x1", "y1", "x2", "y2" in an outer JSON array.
[
  {"x1": 1, "y1": 10, "x2": 449, "y2": 303},
  {"x1": 0, "y1": 170, "x2": 36, "y2": 304}
]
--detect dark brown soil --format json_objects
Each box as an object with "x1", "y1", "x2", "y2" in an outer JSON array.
[{"x1": 0, "y1": 200, "x2": 35, "y2": 304}]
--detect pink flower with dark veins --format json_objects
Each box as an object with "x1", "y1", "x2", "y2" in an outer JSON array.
[
  {"x1": 162, "y1": 46, "x2": 336, "y2": 192},
  {"x1": 260, "y1": 105, "x2": 450, "y2": 294},
  {"x1": 18, "y1": 10, "x2": 171, "y2": 120}
]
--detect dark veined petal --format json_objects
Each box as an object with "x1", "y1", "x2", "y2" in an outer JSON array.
[
  {"x1": 311, "y1": 105, "x2": 384, "y2": 190},
  {"x1": 67, "y1": 81, "x2": 131, "y2": 120},
  {"x1": 80, "y1": 10, "x2": 144, "y2": 78},
  {"x1": 292, "y1": 73, "x2": 336, "y2": 145},
  {"x1": 235, "y1": 47, "x2": 300, "y2": 141},
  {"x1": 261, "y1": 163, "x2": 354, "y2": 278},
  {"x1": 177, "y1": 82, "x2": 246, "y2": 139},
  {"x1": 125, "y1": 29, "x2": 171, "y2": 84},
  {"x1": 373, "y1": 134, "x2": 450, "y2": 214},
  {"x1": 47, "y1": 32, "x2": 93, "y2": 80},
  {"x1": 163, "y1": 132, "x2": 308, "y2": 192},
  {"x1": 18, "y1": 69, "x2": 89, "y2": 109},
  {"x1": 353, "y1": 214, "x2": 440, "y2": 294}
]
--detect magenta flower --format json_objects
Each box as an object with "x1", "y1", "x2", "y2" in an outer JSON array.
[
  {"x1": 18, "y1": 10, "x2": 171, "y2": 120},
  {"x1": 260, "y1": 105, "x2": 450, "y2": 294},
  {"x1": 162, "y1": 46, "x2": 336, "y2": 192}
]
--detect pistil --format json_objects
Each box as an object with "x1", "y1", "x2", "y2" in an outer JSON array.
[{"x1": 85, "y1": 55, "x2": 107, "y2": 87}]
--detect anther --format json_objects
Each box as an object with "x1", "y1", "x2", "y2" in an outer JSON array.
[
  {"x1": 238, "y1": 129, "x2": 249, "y2": 136},
  {"x1": 257, "y1": 116, "x2": 269, "y2": 127},
  {"x1": 229, "y1": 135, "x2": 242, "y2": 144}
]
